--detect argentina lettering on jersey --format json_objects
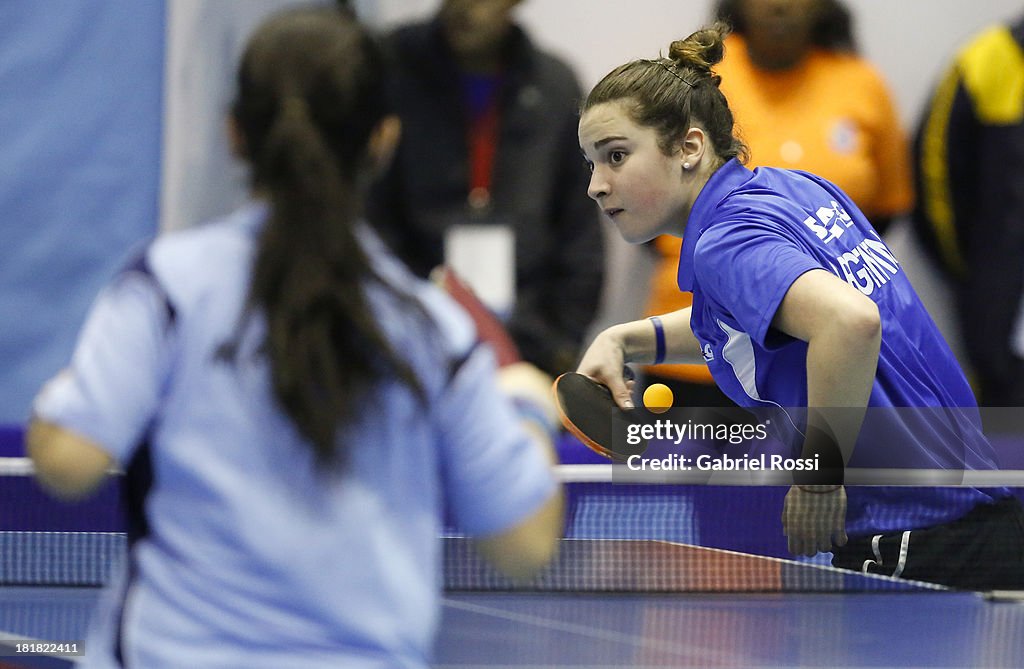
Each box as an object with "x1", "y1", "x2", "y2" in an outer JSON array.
[
  {"x1": 802, "y1": 202, "x2": 902, "y2": 296},
  {"x1": 675, "y1": 159, "x2": 1009, "y2": 537}
]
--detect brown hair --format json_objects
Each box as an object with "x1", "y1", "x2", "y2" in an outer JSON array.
[
  {"x1": 582, "y1": 22, "x2": 748, "y2": 164},
  {"x1": 229, "y1": 7, "x2": 423, "y2": 465}
]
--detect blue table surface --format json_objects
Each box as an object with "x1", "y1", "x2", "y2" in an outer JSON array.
[{"x1": 3, "y1": 579, "x2": 1023, "y2": 667}]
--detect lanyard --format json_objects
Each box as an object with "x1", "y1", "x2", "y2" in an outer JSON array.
[{"x1": 465, "y1": 89, "x2": 501, "y2": 210}]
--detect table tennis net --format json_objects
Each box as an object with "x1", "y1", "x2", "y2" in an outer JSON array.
[{"x1": 2, "y1": 459, "x2": 1021, "y2": 593}]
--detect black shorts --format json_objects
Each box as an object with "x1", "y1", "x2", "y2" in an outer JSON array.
[{"x1": 831, "y1": 496, "x2": 1024, "y2": 590}]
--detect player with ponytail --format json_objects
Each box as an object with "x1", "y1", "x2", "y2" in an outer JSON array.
[{"x1": 28, "y1": 8, "x2": 561, "y2": 665}]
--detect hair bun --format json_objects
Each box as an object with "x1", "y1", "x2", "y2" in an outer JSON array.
[{"x1": 667, "y1": 21, "x2": 730, "y2": 75}]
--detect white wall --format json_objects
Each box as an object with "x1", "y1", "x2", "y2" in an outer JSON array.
[
  {"x1": 367, "y1": 0, "x2": 1023, "y2": 124},
  {"x1": 362, "y1": 0, "x2": 1023, "y2": 358}
]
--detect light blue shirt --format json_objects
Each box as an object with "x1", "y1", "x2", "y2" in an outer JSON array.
[
  {"x1": 34, "y1": 202, "x2": 557, "y2": 668},
  {"x1": 678, "y1": 160, "x2": 1009, "y2": 536}
]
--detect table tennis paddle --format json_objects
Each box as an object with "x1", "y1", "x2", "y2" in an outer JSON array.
[{"x1": 552, "y1": 371, "x2": 645, "y2": 461}]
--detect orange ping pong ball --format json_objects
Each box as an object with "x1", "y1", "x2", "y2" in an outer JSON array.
[{"x1": 643, "y1": 383, "x2": 674, "y2": 414}]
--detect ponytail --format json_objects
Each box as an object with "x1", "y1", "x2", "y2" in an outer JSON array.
[{"x1": 231, "y1": 8, "x2": 423, "y2": 465}]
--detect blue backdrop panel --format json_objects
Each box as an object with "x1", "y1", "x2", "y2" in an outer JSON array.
[{"x1": 0, "y1": 2, "x2": 165, "y2": 423}]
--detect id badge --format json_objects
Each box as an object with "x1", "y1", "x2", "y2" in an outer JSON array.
[{"x1": 443, "y1": 222, "x2": 515, "y2": 318}]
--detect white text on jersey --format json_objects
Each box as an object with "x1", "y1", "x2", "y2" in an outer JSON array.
[{"x1": 831, "y1": 238, "x2": 900, "y2": 296}]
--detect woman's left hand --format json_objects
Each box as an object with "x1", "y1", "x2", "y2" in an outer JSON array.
[{"x1": 782, "y1": 485, "x2": 848, "y2": 556}]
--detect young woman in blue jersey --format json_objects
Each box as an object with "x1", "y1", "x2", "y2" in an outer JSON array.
[
  {"x1": 27, "y1": 7, "x2": 562, "y2": 667},
  {"x1": 577, "y1": 23, "x2": 1023, "y2": 589}
]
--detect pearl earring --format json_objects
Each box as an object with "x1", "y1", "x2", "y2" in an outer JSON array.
[{"x1": 683, "y1": 162, "x2": 691, "y2": 170}]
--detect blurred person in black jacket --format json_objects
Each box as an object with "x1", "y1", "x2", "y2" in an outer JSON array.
[{"x1": 367, "y1": 0, "x2": 604, "y2": 376}]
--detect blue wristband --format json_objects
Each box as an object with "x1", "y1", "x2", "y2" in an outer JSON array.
[
  {"x1": 511, "y1": 396, "x2": 558, "y2": 438},
  {"x1": 649, "y1": 316, "x2": 666, "y2": 365}
]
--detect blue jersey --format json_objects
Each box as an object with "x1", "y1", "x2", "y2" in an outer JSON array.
[
  {"x1": 678, "y1": 159, "x2": 1008, "y2": 536},
  {"x1": 33, "y1": 202, "x2": 556, "y2": 668}
]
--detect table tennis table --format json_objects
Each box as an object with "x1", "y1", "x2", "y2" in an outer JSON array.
[
  {"x1": 4, "y1": 425, "x2": 1024, "y2": 669},
  {"x1": 2, "y1": 537, "x2": 1022, "y2": 668},
  {"x1": 437, "y1": 589, "x2": 1024, "y2": 668}
]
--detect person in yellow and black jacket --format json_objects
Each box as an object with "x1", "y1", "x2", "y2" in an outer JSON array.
[{"x1": 913, "y1": 14, "x2": 1024, "y2": 407}]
